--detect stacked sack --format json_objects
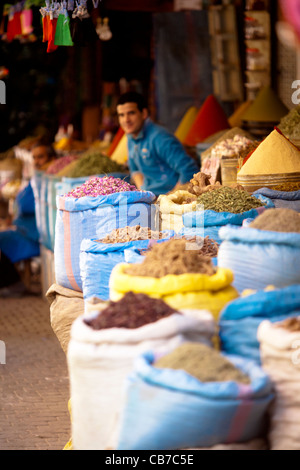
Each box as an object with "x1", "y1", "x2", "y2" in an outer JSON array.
[
  {"x1": 116, "y1": 342, "x2": 274, "y2": 450},
  {"x1": 181, "y1": 174, "x2": 274, "y2": 244},
  {"x1": 219, "y1": 284, "x2": 300, "y2": 364},
  {"x1": 54, "y1": 176, "x2": 157, "y2": 291},
  {"x1": 258, "y1": 316, "x2": 300, "y2": 450},
  {"x1": 217, "y1": 208, "x2": 300, "y2": 293},
  {"x1": 109, "y1": 238, "x2": 238, "y2": 320},
  {"x1": 67, "y1": 292, "x2": 217, "y2": 450},
  {"x1": 80, "y1": 226, "x2": 175, "y2": 301}
]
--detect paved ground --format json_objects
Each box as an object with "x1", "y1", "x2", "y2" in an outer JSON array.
[{"x1": 0, "y1": 294, "x2": 71, "y2": 450}]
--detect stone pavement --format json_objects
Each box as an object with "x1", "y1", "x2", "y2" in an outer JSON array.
[{"x1": 0, "y1": 294, "x2": 71, "y2": 450}]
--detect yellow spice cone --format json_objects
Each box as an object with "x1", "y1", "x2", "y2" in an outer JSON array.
[
  {"x1": 238, "y1": 128, "x2": 300, "y2": 175},
  {"x1": 110, "y1": 134, "x2": 128, "y2": 165},
  {"x1": 175, "y1": 106, "x2": 198, "y2": 143},
  {"x1": 228, "y1": 101, "x2": 251, "y2": 128}
]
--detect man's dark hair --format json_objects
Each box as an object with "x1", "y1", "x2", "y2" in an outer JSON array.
[
  {"x1": 31, "y1": 137, "x2": 57, "y2": 159},
  {"x1": 117, "y1": 92, "x2": 148, "y2": 112}
]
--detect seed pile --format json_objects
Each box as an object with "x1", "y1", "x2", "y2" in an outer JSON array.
[
  {"x1": 154, "y1": 342, "x2": 251, "y2": 384},
  {"x1": 249, "y1": 208, "x2": 300, "y2": 233},
  {"x1": 124, "y1": 239, "x2": 216, "y2": 278},
  {"x1": 64, "y1": 176, "x2": 136, "y2": 198},
  {"x1": 197, "y1": 186, "x2": 265, "y2": 213},
  {"x1": 84, "y1": 291, "x2": 179, "y2": 330},
  {"x1": 67, "y1": 151, "x2": 125, "y2": 178},
  {"x1": 98, "y1": 225, "x2": 163, "y2": 243},
  {"x1": 275, "y1": 317, "x2": 300, "y2": 332}
]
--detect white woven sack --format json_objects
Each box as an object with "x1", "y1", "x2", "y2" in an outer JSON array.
[
  {"x1": 257, "y1": 320, "x2": 300, "y2": 450},
  {"x1": 67, "y1": 309, "x2": 216, "y2": 450},
  {"x1": 157, "y1": 191, "x2": 197, "y2": 232}
]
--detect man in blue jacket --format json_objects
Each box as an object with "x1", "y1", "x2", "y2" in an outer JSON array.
[{"x1": 116, "y1": 92, "x2": 199, "y2": 196}]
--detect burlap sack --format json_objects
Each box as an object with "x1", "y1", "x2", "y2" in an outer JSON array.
[{"x1": 46, "y1": 283, "x2": 84, "y2": 355}]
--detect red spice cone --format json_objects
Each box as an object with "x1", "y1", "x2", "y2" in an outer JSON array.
[{"x1": 184, "y1": 95, "x2": 230, "y2": 147}]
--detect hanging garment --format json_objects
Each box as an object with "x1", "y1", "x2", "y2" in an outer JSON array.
[
  {"x1": 42, "y1": 14, "x2": 49, "y2": 42},
  {"x1": 54, "y1": 14, "x2": 74, "y2": 46},
  {"x1": 20, "y1": 9, "x2": 33, "y2": 35},
  {"x1": 47, "y1": 16, "x2": 59, "y2": 53}
]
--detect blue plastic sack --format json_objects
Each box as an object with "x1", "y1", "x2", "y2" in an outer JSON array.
[
  {"x1": 182, "y1": 194, "x2": 275, "y2": 231},
  {"x1": 55, "y1": 190, "x2": 157, "y2": 291},
  {"x1": 217, "y1": 225, "x2": 300, "y2": 293},
  {"x1": 116, "y1": 350, "x2": 274, "y2": 450},
  {"x1": 219, "y1": 285, "x2": 300, "y2": 364},
  {"x1": 80, "y1": 232, "x2": 174, "y2": 301},
  {"x1": 253, "y1": 187, "x2": 300, "y2": 212}
]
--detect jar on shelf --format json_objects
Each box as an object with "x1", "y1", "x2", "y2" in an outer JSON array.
[
  {"x1": 246, "y1": 48, "x2": 266, "y2": 71},
  {"x1": 244, "y1": 16, "x2": 266, "y2": 39}
]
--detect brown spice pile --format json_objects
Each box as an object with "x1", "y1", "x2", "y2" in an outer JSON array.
[
  {"x1": 84, "y1": 291, "x2": 179, "y2": 330},
  {"x1": 154, "y1": 342, "x2": 250, "y2": 384},
  {"x1": 97, "y1": 225, "x2": 163, "y2": 244},
  {"x1": 275, "y1": 317, "x2": 300, "y2": 332},
  {"x1": 124, "y1": 239, "x2": 216, "y2": 278},
  {"x1": 272, "y1": 182, "x2": 300, "y2": 192},
  {"x1": 249, "y1": 208, "x2": 300, "y2": 233}
]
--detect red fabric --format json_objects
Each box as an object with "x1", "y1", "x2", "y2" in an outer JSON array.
[
  {"x1": 13, "y1": 12, "x2": 22, "y2": 36},
  {"x1": 107, "y1": 127, "x2": 125, "y2": 157},
  {"x1": 6, "y1": 17, "x2": 15, "y2": 42},
  {"x1": 42, "y1": 15, "x2": 49, "y2": 42},
  {"x1": 184, "y1": 95, "x2": 230, "y2": 147},
  {"x1": 47, "y1": 17, "x2": 58, "y2": 53}
]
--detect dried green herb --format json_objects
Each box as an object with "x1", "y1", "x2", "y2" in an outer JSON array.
[
  {"x1": 196, "y1": 186, "x2": 265, "y2": 213},
  {"x1": 154, "y1": 342, "x2": 251, "y2": 384},
  {"x1": 67, "y1": 151, "x2": 125, "y2": 178}
]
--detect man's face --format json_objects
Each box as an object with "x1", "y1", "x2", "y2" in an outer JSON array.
[
  {"x1": 117, "y1": 102, "x2": 148, "y2": 138},
  {"x1": 31, "y1": 145, "x2": 50, "y2": 170}
]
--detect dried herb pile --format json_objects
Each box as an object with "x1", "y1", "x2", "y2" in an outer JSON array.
[
  {"x1": 249, "y1": 208, "x2": 300, "y2": 233},
  {"x1": 66, "y1": 151, "x2": 125, "y2": 178},
  {"x1": 84, "y1": 292, "x2": 179, "y2": 330},
  {"x1": 197, "y1": 186, "x2": 265, "y2": 213},
  {"x1": 98, "y1": 225, "x2": 163, "y2": 244},
  {"x1": 154, "y1": 342, "x2": 251, "y2": 384},
  {"x1": 124, "y1": 239, "x2": 216, "y2": 278}
]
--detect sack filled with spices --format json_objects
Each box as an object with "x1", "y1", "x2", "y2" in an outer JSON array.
[
  {"x1": 217, "y1": 209, "x2": 300, "y2": 293},
  {"x1": 109, "y1": 239, "x2": 238, "y2": 319},
  {"x1": 46, "y1": 283, "x2": 84, "y2": 355},
  {"x1": 253, "y1": 187, "x2": 300, "y2": 213},
  {"x1": 67, "y1": 292, "x2": 216, "y2": 450},
  {"x1": 55, "y1": 177, "x2": 157, "y2": 291},
  {"x1": 219, "y1": 284, "x2": 300, "y2": 364},
  {"x1": 156, "y1": 190, "x2": 198, "y2": 232},
  {"x1": 115, "y1": 343, "x2": 274, "y2": 450},
  {"x1": 257, "y1": 317, "x2": 300, "y2": 450},
  {"x1": 79, "y1": 227, "x2": 175, "y2": 301},
  {"x1": 182, "y1": 186, "x2": 274, "y2": 244}
]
